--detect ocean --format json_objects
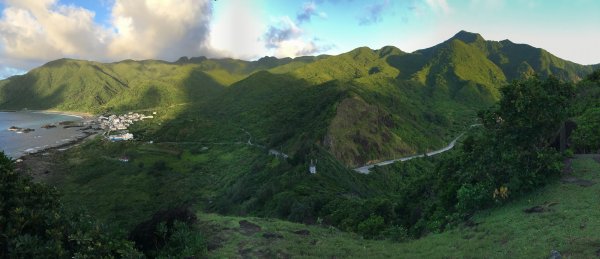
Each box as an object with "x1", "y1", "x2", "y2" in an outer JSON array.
[{"x1": 0, "y1": 111, "x2": 86, "y2": 158}]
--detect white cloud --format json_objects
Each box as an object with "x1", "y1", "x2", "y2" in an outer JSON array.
[
  {"x1": 209, "y1": 0, "x2": 267, "y2": 60},
  {"x1": 274, "y1": 39, "x2": 315, "y2": 58},
  {"x1": 0, "y1": 0, "x2": 109, "y2": 63},
  {"x1": 262, "y1": 2, "x2": 332, "y2": 58},
  {"x1": 0, "y1": 0, "x2": 338, "y2": 75},
  {"x1": 108, "y1": 0, "x2": 214, "y2": 60},
  {"x1": 0, "y1": 0, "x2": 215, "y2": 74},
  {"x1": 263, "y1": 16, "x2": 332, "y2": 58}
]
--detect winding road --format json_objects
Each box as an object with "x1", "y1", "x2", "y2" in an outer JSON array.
[{"x1": 354, "y1": 124, "x2": 481, "y2": 174}]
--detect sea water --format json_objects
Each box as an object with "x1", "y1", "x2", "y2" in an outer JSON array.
[{"x1": 0, "y1": 111, "x2": 86, "y2": 158}]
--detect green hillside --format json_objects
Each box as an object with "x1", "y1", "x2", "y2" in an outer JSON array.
[
  {"x1": 0, "y1": 31, "x2": 596, "y2": 168},
  {"x1": 1, "y1": 31, "x2": 592, "y2": 114},
  {"x1": 201, "y1": 155, "x2": 600, "y2": 258},
  {"x1": 0, "y1": 59, "x2": 225, "y2": 113},
  {"x1": 5, "y1": 31, "x2": 600, "y2": 258}
]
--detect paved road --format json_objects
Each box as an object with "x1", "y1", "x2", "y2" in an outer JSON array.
[{"x1": 354, "y1": 124, "x2": 481, "y2": 174}]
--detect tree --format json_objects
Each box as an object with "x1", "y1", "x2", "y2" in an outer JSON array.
[
  {"x1": 0, "y1": 152, "x2": 141, "y2": 258},
  {"x1": 489, "y1": 75, "x2": 574, "y2": 148},
  {"x1": 571, "y1": 107, "x2": 600, "y2": 153},
  {"x1": 451, "y1": 76, "x2": 570, "y2": 216}
]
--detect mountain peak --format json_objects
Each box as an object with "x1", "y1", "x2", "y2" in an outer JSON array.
[
  {"x1": 451, "y1": 30, "x2": 485, "y2": 43},
  {"x1": 376, "y1": 46, "x2": 404, "y2": 57}
]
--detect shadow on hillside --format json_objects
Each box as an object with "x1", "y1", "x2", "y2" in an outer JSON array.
[{"x1": 0, "y1": 73, "x2": 69, "y2": 110}]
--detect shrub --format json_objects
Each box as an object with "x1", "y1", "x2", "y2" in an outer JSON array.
[
  {"x1": 456, "y1": 183, "x2": 492, "y2": 215},
  {"x1": 571, "y1": 108, "x2": 600, "y2": 153},
  {"x1": 357, "y1": 214, "x2": 386, "y2": 239},
  {"x1": 0, "y1": 152, "x2": 141, "y2": 258},
  {"x1": 129, "y1": 205, "x2": 198, "y2": 256},
  {"x1": 382, "y1": 225, "x2": 409, "y2": 242},
  {"x1": 156, "y1": 221, "x2": 207, "y2": 258}
]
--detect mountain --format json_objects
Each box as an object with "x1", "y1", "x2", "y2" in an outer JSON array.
[{"x1": 1, "y1": 31, "x2": 597, "y2": 167}]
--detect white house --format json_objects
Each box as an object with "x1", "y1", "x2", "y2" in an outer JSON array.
[
  {"x1": 309, "y1": 159, "x2": 317, "y2": 174},
  {"x1": 108, "y1": 133, "x2": 134, "y2": 141}
]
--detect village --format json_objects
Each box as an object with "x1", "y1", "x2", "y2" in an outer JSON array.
[{"x1": 97, "y1": 112, "x2": 154, "y2": 141}]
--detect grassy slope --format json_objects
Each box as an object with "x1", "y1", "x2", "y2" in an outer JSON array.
[
  {"x1": 43, "y1": 139, "x2": 600, "y2": 257},
  {"x1": 44, "y1": 135, "x2": 370, "y2": 231},
  {"x1": 0, "y1": 59, "x2": 226, "y2": 113},
  {"x1": 204, "y1": 156, "x2": 600, "y2": 258}
]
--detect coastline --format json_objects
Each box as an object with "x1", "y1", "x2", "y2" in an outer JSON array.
[
  {"x1": 15, "y1": 132, "x2": 99, "y2": 181},
  {"x1": 0, "y1": 109, "x2": 95, "y2": 120},
  {"x1": 1, "y1": 110, "x2": 100, "y2": 160},
  {"x1": 15, "y1": 132, "x2": 98, "y2": 160}
]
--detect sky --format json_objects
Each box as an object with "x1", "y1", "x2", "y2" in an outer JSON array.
[{"x1": 0, "y1": 0, "x2": 599, "y2": 78}]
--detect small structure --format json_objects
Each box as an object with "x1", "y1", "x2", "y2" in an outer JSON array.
[
  {"x1": 108, "y1": 133, "x2": 133, "y2": 141},
  {"x1": 309, "y1": 159, "x2": 317, "y2": 174},
  {"x1": 118, "y1": 156, "x2": 130, "y2": 162},
  {"x1": 269, "y1": 149, "x2": 289, "y2": 159}
]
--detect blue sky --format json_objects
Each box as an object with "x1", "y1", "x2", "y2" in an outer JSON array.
[{"x1": 0, "y1": 0, "x2": 599, "y2": 78}]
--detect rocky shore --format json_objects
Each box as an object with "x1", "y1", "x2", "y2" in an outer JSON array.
[{"x1": 15, "y1": 131, "x2": 98, "y2": 182}]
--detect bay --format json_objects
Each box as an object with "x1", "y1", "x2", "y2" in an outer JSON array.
[{"x1": 0, "y1": 111, "x2": 87, "y2": 158}]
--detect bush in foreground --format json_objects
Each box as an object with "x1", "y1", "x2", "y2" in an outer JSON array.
[{"x1": 0, "y1": 152, "x2": 142, "y2": 258}]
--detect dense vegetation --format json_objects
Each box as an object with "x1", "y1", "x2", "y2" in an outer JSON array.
[
  {"x1": 1, "y1": 31, "x2": 596, "y2": 167},
  {"x1": 38, "y1": 76, "x2": 580, "y2": 249},
  {"x1": 211, "y1": 76, "x2": 573, "y2": 239},
  {"x1": 0, "y1": 152, "x2": 140, "y2": 258},
  {"x1": 1, "y1": 151, "x2": 212, "y2": 258},
  {"x1": 3, "y1": 30, "x2": 599, "y2": 257},
  {"x1": 201, "y1": 156, "x2": 600, "y2": 258},
  {"x1": 570, "y1": 70, "x2": 600, "y2": 152}
]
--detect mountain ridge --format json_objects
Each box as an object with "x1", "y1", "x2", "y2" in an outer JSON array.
[{"x1": 1, "y1": 31, "x2": 597, "y2": 167}]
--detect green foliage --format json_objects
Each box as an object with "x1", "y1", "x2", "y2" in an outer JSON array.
[
  {"x1": 570, "y1": 69, "x2": 600, "y2": 153},
  {"x1": 342, "y1": 76, "x2": 571, "y2": 237},
  {"x1": 357, "y1": 214, "x2": 386, "y2": 239},
  {"x1": 156, "y1": 221, "x2": 207, "y2": 259},
  {"x1": 455, "y1": 183, "x2": 493, "y2": 214},
  {"x1": 451, "y1": 77, "x2": 570, "y2": 209},
  {"x1": 572, "y1": 107, "x2": 600, "y2": 153},
  {"x1": 203, "y1": 157, "x2": 600, "y2": 258},
  {"x1": 587, "y1": 69, "x2": 600, "y2": 82},
  {"x1": 0, "y1": 151, "x2": 141, "y2": 258},
  {"x1": 489, "y1": 76, "x2": 574, "y2": 147},
  {"x1": 4, "y1": 33, "x2": 597, "y2": 255}
]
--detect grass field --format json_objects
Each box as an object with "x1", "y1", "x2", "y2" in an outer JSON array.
[{"x1": 200, "y1": 156, "x2": 600, "y2": 258}]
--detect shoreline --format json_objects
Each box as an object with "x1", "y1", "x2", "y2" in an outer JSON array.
[
  {"x1": 14, "y1": 132, "x2": 99, "y2": 182},
  {"x1": 1, "y1": 110, "x2": 100, "y2": 160},
  {"x1": 0, "y1": 109, "x2": 95, "y2": 120},
  {"x1": 16, "y1": 132, "x2": 98, "y2": 160}
]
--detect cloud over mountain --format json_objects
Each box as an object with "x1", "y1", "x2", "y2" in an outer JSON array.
[
  {"x1": 263, "y1": 2, "x2": 331, "y2": 58},
  {"x1": 0, "y1": 0, "x2": 215, "y2": 74}
]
